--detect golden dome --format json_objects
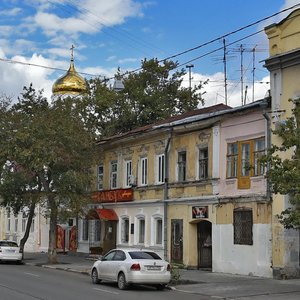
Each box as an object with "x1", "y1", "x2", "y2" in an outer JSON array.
[{"x1": 52, "y1": 53, "x2": 88, "y2": 95}]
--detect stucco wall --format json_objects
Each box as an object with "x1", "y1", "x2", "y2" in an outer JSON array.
[{"x1": 213, "y1": 223, "x2": 272, "y2": 277}]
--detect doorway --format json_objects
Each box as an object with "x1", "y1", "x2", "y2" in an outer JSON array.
[
  {"x1": 197, "y1": 220, "x2": 212, "y2": 268},
  {"x1": 171, "y1": 219, "x2": 183, "y2": 264}
]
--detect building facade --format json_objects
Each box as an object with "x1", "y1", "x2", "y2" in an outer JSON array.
[{"x1": 264, "y1": 9, "x2": 300, "y2": 278}]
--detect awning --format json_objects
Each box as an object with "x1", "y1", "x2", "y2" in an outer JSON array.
[{"x1": 95, "y1": 208, "x2": 118, "y2": 221}]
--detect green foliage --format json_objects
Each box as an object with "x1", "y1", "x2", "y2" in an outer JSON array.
[
  {"x1": 0, "y1": 84, "x2": 98, "y2": 257},
  {"x1": 81, "y1": 58, "x2": 207, "y2": 137},
  {"x1": 262, "y1": 99, "x2": 300, "y2": 229}
]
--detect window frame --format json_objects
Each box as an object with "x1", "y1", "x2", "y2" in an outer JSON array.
[
  {"x1": 97, "y1": 164, "x2": 104, "y2": 190},
  {"x1": 177, "y1": 150, "x2": 187, "y2": 182},
  {"x1": 198, "y1": 147, "x2": 208, "y2": 180},
  {"x1": 121, "y1": 217, "x2": 130, "y2": 244},
  {"x1": 124, "y1": 160, "x2": 132, "y2": 188},
  {"x1": 233, "y1": 208, "x2": 253, "y2": 245},
  {"x1": 156, "y1": 154, "x2": 165, "y2": 184},
  {"x1": 110, "y1": 161, "x2": 118, "y2": 189},
  {"x1": 140, "y1": 157, "x2": 148, "y2": 186},
  {"x1": 138, "y1": 217, "x2": 145, "y2": 244}
]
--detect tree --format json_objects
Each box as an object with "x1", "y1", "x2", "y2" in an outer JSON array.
[
  {"x1": 80, "y1": 58, "x2": 207, "y2": 137},
  {"x1": 0, "y1": 85, "x2": 97, "y2": 263},
  {"x1": 262, "y1": 99, "x2": 300, "y2": 229}
]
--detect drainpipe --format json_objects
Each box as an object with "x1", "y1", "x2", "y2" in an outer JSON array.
[
  {"x1": 263, "y1": 110, "x2": 271, "y2": 201},
  {"x1": 163, "y1": 129, "x2": 172, "y2": 260}
]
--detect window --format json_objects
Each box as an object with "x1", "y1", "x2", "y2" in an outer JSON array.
[
  {"x1": 110, "y1": 161, "x2": 118, "y2": 189},
  {"x1": 226, "y1": 143, "x2": 238, "y2": 178},
  {"x1": 199, "y1": 148, "x2": 208, "y2": 179},
  {"x1": 7, "y1": 212, "x2": 11, "y2": 232},
  {"x1": 124, "y1": 160, "x2": 132, "y2": 187},
  {"x1": 253, "y1": 138, "x2": 265, "y2": 176},
  {"x1": 140, "y1": 157, "x2": 148, "y2": 186},
  {"x1": 226, "y1": 138, "x2": 265, "y2": 189},
  {"x1": 82, "y1": 218, "x2": 89, "y2": 241},
  {"x1": 121, "y1": 218, "x2": 129, "y2": 243},
  {"x1": 233, "y1": 208, "x2": 253, "y2": 245},
  {"x1": 138, "y1": 218, "x2": 145, "y2": 243},
  {"x1": 155, "y1": 218, "x2": 163, "y2": 245},
  {"x1": 97, "y1": 164, "x2": 104, "y2": 190},
  {"x1": 177, "y1": 151, "x2": 186, "y2": 181},
  {"x1": 156, "y1": 154, "x2": 165, "y2": 184}
]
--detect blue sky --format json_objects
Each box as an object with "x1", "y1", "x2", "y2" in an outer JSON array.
[{"x1": 0, "y1": 0, "x2": 298, "y2": 107}]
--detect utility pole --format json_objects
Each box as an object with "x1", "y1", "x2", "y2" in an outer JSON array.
[
  {"x1": 186, "y1": 64, "x2": 194, "y2": 101},
  {"x1": 240, "y1": 44, "x2": 244, "y2": 106},
  {"x1": 252, "y1": 46, "x2": 257, "y2": 102},
  {"x1": 223, "y1": 39, "x2": 228, "y2": 105}
]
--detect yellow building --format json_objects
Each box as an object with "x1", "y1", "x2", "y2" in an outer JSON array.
[
  {"x1": 83, "y1": 100, "x2": 271, "y2": 277},
  {"x1": 264, "y1": 9, "x2": 300, "y2": 278}
]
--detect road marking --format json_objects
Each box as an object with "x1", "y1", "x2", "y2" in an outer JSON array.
[
  {"x1": 93, "y1": 287, "x2": 119, "y2": 295},
  {"x1": 24, "y1": 272, "x2": 40, "y2": 277}
]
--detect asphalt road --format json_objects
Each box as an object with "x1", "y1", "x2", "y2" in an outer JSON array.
[{"x1": 0, "y1": 262, "x2": 207, "y2": 300}]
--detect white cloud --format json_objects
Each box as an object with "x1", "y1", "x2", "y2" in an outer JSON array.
[
  {"x1": 182, "y1": 71, "x2": 270, "y2": 108},
  {"x1": 0, "y1": 49, "x2": 56, "y2": 101},
  {"x1": 0, "y1": 7, "x2": 22, "y2": 16},
  {"x1": 31, "y1": 0, "x2": 143, "y2": 38}
]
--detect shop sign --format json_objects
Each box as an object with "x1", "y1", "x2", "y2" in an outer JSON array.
[
  {"x1": 192, "y1": 206, "x2": 208, "y2": 219},
  {"x1": 92, "y1": 188, "x2": 133, "y2": 203}
]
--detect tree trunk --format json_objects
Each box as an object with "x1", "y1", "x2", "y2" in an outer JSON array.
[
  {"x1": 19, "y1": 200, "x2": 36, "y2": 259},
  {"x1": 48, "y1": 195, "x2": 58, "y2": 264}
]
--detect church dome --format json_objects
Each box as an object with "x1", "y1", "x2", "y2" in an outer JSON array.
[{"x1": 52, "y1": 51, "x2": 88, "y2": 95}]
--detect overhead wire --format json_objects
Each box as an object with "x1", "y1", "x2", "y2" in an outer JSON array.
[{"x1": 0, "y1": 3, "x2": 299, "y2": 81}]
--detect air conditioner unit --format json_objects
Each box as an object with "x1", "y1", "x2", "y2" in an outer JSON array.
[{"x1": 128, "y1": 175, "x2": 137, "y2": 186}]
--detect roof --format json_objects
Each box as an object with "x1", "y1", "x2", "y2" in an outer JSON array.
[
  {"x1": 97, "y1": 99, "x2": 269, "y2": 146},
  {"x1": 97, "y1": 103, "x2": 231, "y2": 144}
]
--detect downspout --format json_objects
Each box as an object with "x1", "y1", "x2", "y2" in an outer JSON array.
[
  {"x1": 163, "y1": 128, "x2": 172, "y2": 260},
  {"x1": 263, "y1": 111, "x2": 272, "y2": 201}
]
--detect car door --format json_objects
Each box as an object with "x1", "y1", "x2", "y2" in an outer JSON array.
[
  {"x1": 107, "y1": 250, "x2": 126, "y2": 281},
  {"x1": 98, "y1": 250, "x2": 116, "y2": 280}
]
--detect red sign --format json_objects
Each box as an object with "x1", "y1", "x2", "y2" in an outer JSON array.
[{"x1": 92, "y1": 188, "x2": 133, "y2": 203}]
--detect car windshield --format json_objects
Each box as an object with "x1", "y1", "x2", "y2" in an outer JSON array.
[
  {"x1": 0, "y1": 241, "x2": 18, "y2": 247},
  {"x1": 129, "y1": 251, "x2": 162, "y2": 260}
]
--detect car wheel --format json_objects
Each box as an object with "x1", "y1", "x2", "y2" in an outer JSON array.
[
  {"x1": 156, "y1": 284, "x2": 166, "y2": 290},
  {"x1": 117, "y1": 272, "x2": 128, "y2": 290},
  {"x1": 91, "y1": 268, "x2": 101, "y2": 284},
  {"x1": 17, "y1": 260, "x2": 23, "y2": 265}
]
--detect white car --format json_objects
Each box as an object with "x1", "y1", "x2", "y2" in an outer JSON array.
[
  {"x1": 0, "y1": 240, "x2": 23, "y2": 263},
  {"x1": 91, "y1": 248, "x2": 171, "y2": 290}
]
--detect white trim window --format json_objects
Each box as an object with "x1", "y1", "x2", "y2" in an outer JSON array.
[
  {"x1": 155, "y1": 218, "x2": 163, "y2": 245},
  {"x1": 110, "y1": 161, "x2": 118, "y2": 189},
  {"x1": 156, "y1": 154, "x2": 165, "y2": 184},
  {"x1": 124, "y1": 160, "x2": 132, "y2": 187},
  {"x1": 121, "y1": 217, "x2": 130, "y2": 243},
  {"x1": 138, "y1": 217, "x2": 145, "y2": 244},
  {"x1": 97, "y1": 164, "x2": 104, "y2": 190},
  {"x1": 140, "y1": 157, "x2": 148, "y2": 186}
]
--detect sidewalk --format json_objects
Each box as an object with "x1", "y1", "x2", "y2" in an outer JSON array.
[{"x1": 23, "y1": 252, "x2": 300, "y2": 299}]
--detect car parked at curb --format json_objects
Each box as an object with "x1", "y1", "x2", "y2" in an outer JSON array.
[
  {"x1": 91, "y1": 248, "x2": 171, "y2": 290},
  {"x1": 0, "y1": 240, "x2": 23, "y2": 264}
]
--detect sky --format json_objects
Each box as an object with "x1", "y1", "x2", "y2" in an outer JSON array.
[{"x1": 0, "y1": 0, "x2": 299, "y2": 108}]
